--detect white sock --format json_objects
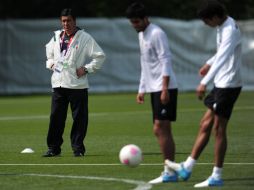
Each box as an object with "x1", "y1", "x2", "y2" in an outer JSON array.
[
  {"x1": 164, "y1": 162, "x2": 175, "y2": 176},
  {"x1": 211, "y1": 166, "x2": 222, "y2": 180},
  {"x1": 183, "y1": 156, "x2": 196, "y2": 172},
  {"x1": 165, "y1": 159, "x2": 181, "y2": 171}
]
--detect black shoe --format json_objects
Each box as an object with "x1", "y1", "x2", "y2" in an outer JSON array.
[
  {"x1": 74, "y1": 151, "x2": 84, "y2": 157},
  {"x1": 42, "y1": 150, "x2": 61, "y2": 157}
]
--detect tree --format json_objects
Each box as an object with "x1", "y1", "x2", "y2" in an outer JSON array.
[{"x1": 0, "y1": 0, "x2": 253, "y2": 19}]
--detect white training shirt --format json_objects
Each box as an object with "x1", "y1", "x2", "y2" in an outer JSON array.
[
  {"x1": 138, "y1": 23, "x2": 177, "y2": 93},
  {"x1": 201, "y1": 16, "x2": 242, "y2": 88}
]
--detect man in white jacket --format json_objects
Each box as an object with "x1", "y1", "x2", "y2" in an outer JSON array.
[
  {"x1": 166, "y1": 0, "x2": 242, "y2": 187},
  {"x1": 43, "y1": 8, "x2": 105, "y2": 157}
]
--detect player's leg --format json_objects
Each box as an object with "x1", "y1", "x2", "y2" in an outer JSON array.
[
  {"x1": 193, "y1": 115, "x2": 227, "y2": 187},
  {"x1": 214, "y1": 115, "x2": 228, "y2": 168},
  {"x1": 194, "y1": 114, "x2": 228, "y2": 188},
  {"x1": 194, "y1": 87, "x2": 241, "y2": 187},
  {"x1": 149, "y1": 89, "x2": 178, "y2": 184},
  {"x1": 166, "y1": 109, "x2": 214, "y2": 180},
  {"x1": 149, "y1": 119, "x2": 178, "y2": 184},
  {"x1": 154, "y1": 120, "x2": 175, "y2": 161},
  {"x1": 191, "y1": 109, "x2": 214, "y2": 159},
  {"x1": 166, "y1": 87, "x2": 218, "y2": 180}
]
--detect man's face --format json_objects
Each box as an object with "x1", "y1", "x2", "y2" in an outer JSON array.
[
  {"x1": 202, "y1": 16, "x2": 220, "y2": 27},
  {"x1": 129, "y1": 17, "x2": 148, "y2": 32},
  {"x1": 61, "y1": 15, "x2": 76, "y2": 35}
]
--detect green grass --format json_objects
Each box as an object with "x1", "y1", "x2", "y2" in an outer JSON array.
[{"x1": 0, "y1": 92, "x2": 253, "y2": 190}]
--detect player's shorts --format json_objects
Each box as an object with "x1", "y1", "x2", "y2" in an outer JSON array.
[
  {"x1": 150, "y1": 89, "x2": 178, "y2": 122},
  {"x1": 204, "y1": 87, "x2": 241, "y2": 120}
]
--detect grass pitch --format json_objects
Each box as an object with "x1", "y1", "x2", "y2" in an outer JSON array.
[{"x1": 0, "y1": 91, "x2": 253, "y2": 190}]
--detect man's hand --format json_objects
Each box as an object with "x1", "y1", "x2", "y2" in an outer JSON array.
[
  {"x1": 199, "y1": 64, "x2": 210, "y2": 77},
  {"x1": 161, "y1": 89, "x2": 169, "y2": 105},
  {"x1": 76, "y1": 67, "x2": 87, "y2": 78},
  {"x1": 136, "y1": 93, "x2": 145, "y2": 104},
  {"x1": 196, "y1": 84, "x2": 206, "y2": 100}
]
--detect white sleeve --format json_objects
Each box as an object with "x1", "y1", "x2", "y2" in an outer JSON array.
[
  {"x1": 84, "y1": 37, "x2": 106, "y2": 73},
  {"x1": 138, "y1": 64, "x2": 146, "y2": 93},
  {"x1": 153, "y1": 30, "x2": 172, "y2": 77},
  {"x1": 201, "y1": 28, "x2": 238, "y2": 85},
  {"x1": 206, "y1": 55, "x2": 216, "y2": 65},
  {"x1": 45, "y1": 37, "x2": 55, "y2": 70}
]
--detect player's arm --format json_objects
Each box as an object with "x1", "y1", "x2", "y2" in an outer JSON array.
[
  {"x1": 153, "y1": 30, "x2": 172, "y2": 105},
  {"x1": 200, "y1": 28, "x2": 237, "y2": 86},
  {"x1": 137, "y1": 64, "x2": 146, "y2": 104},
  {"x1": 199, "y1": 64, "x2": 211, "y2": 77},
  {"x1": 136, "y1": 93, "x2": 145, "y2": 104},
  {"x1": 196, "y1": 83, "x2": 206, "y2": 100},
  {"x1": 197, "y1": 29, "x2": 237, "y2": 100},
  {"x1": 161, "y1": 76, "x2": 170, "y2": 104},
  {"x1": 137, "y1": 76, "x2": 145, "y2": 104}
]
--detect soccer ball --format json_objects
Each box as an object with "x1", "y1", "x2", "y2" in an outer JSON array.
[{"x1": 119, "y1": 144, "x2": 142, "y2": 167}]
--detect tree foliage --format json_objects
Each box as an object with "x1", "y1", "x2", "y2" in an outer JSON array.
[{"x1": 0, "y1": 0, "x2": 253, "y2": 20}]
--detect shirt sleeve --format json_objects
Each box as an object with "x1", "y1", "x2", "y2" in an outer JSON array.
[
  {"x1": 201, "y1": 27, "x2": 238, "y2": 85},
  {"x1": 153, "y1": 30, "x2": 172, "y2": 77},
  {"x1": 206, "y1": 55, "x2": 216, "y2": 65},
  {"x1": 138, "y1": 64, "x2": 146, "y2": 93}
]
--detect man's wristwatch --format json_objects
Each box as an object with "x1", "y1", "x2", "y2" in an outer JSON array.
[{"x1": 83, "y1": 67, "x2": 88, "y2": 74}]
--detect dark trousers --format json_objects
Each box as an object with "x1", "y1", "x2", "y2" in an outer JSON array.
[{"x1": 46, "y1": 88, "x2": 88, "y2": 153}]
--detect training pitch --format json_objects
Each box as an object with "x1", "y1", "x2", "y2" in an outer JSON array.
[{"x1": 0, "y1": 92, "x2": 253, "y2": 190}]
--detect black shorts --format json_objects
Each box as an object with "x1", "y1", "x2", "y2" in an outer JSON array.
[
  {"x1": 150, "y1": 89, "x2": 178, "y2": 122},
  {"x1": 204, "y1": 87, "x2": 241, "y2": 120}
]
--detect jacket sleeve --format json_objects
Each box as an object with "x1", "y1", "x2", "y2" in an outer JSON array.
[
  {"x1": 45, "y1": 36, "x2": 55, "y2": 71},
  {"x1": 84, "y1": 37, "x2": 106, "y2": 73}
]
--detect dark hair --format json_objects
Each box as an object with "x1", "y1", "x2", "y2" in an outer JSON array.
[
  {"x1": 126, "y1": 2, "x2": 147, "y2": 19},
  {"x1": 197, "y1": 0, "x2": 227, "y2": 19},
  {"x1": 60, "y1": 8, "x2": 76, "y2": 20}
]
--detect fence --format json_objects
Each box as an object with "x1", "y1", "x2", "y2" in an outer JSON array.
[{"x1": 0, "y1": 18, "x2": 253, "y2": 94}]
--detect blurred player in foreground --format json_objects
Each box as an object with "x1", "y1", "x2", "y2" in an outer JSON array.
[
  {"x1": 166, "y1": 0, "x2": 242, "y2": 187},
  {"x1": 126, "y1": 2, "x2": 178, "y2": 184}
]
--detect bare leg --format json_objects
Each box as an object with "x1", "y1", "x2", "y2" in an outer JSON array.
[
  {"x1": 153, "y1": 119, "x2": 175, "y2": 161},
  {"x1": 213, "y1": 115, "x2": 228, "y2": 168},
  {"x1": 167, "y1": 109, "x2": 214, "y2": 171},
  {"x1": 193, "y1": 115, "x2": 228, "y2": 187},
  {"x1": 148, "y1": 120, "x2": 178, "y2": 184},
  {"x1": 191, "y1": 109, "x2": 214, "y2": 160}
]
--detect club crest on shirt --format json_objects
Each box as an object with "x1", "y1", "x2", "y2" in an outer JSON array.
[{"x1": 161, "y1": 109, "x2": 167, "y2": 115}]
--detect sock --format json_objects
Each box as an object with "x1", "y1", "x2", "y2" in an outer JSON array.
[
  {"x1": 164, "y1": 162, "x2": 176, "y2": 176},
  {"x1": 165, "y1": 159, "x2": 181, "y2": 171},
  {"x1": 183, "y1": 156, "x2": 196, "y2": 172},
  {"x1": 211, "y1": 166, "x2": 222, "y2": 180}
]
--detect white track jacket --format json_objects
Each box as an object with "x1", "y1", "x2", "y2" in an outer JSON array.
[{"x1": 46, "y1": 29, "x2": 105, "y2": 89}]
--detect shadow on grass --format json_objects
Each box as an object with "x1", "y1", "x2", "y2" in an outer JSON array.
[
  {"x1": 224, "y1": 177, "x2": 254, "y2": 185},
  {"x1": 143, "y1": 152, "x2": 189, "y2": 155},
  {"x1": 190, "y1": 177, "x2": 254, "y2": 186},
  {"x1": 0, "y1": 173, "x2": 20, "y2": 176}
]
